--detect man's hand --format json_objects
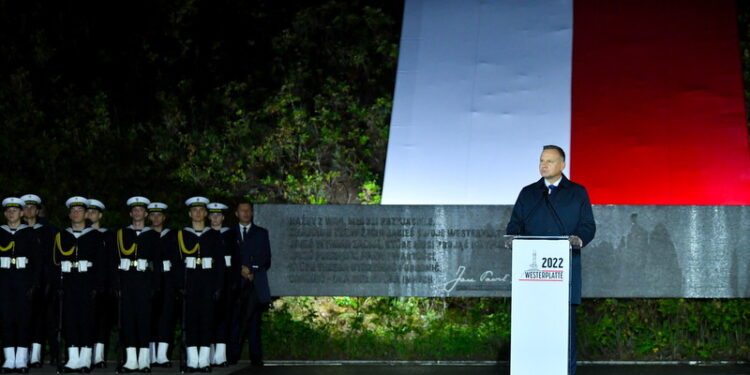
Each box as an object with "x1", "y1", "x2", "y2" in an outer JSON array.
[
  {"x1": 504, "y1": 236, "x2": 515, "y2": 249},
  {"x1": 569, "y1": 235, "x2": 583, "y2": 247},
  {"x1": 241, "y1": 265, "x2": 255, "y2": 281}
]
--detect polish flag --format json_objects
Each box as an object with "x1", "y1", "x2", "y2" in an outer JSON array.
[{"x1": 381, "y1": 0, "x2": 750, "y2": 205}]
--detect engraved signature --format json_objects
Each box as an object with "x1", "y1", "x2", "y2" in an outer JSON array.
[{"x1": 442, "y1": 266, "x2": 511, "y2": 294}]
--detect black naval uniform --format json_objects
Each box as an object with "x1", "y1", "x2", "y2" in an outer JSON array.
[
  {"x1": 54, "y1": 228, "x2": 105, "y2": 362},
  {"x1": 0, "y1": 225, "x2": 40, "y2": 364},
  {"x1": 176, "y1": 228, "x2": 225, "y2": 350},
  {"x1": 212, "y1": 227, "x2": 235, "y2": 353},
  {"x1": 29, "y1": 222, "x2": 58, "y2": 366},
  {"x1": 152, "y1": 228, "x2": 179, "y2": 361},
  {"x1": 115, "y1": 226, "x2": 160, "y2": 351},
  {"x1": 93, "y1": 228, "x2": 117, "y2": 366}
]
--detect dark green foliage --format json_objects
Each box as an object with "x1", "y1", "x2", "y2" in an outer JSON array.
[
  {"x1": 0, "y1": 0, "x2": 400, "y2": 227},
  {"x1": 262, "y1": 297, "x2": 750, "y2": 360}
]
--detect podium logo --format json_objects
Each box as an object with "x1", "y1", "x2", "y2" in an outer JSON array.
[{"x1": 519, "y1": 250, "x2": 564, "y2": 282}]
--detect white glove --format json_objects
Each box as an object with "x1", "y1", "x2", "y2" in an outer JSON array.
[
  {"x1": 185, "y1": 257, "x2": 196, "y2": 269},
  {"x1": 201, "y1": 257, "x2": 213, "y2": 269},
  {"x1": 15, "y1": 257, "x2": 28, "y2": 269},
  {"x1": 0, "y1": 257, "x2": 10, "y2": 269},
  {"x1": 61, "y1": 260, "x2": 73, "y2": 273},
  {"x1": 224, "y1": 255, "x2": 232, "y2": 267},
  {"x1": 136, "y1": 259, "x2": 148, "y2": 272},
  {"x1": 119, "y1": 258, "x2": 131, "y2": 271},
  {"x1": 78, "y1": 261, "x2": 89, "y2": 272},
  {"x1": 163, "y1": 260, "x2": 172, "y2": 272}
]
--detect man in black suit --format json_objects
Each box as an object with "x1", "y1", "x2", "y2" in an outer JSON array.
[
  {"x1": 505, "y1": 145, "x2": 596, "y2": 375},
  {"x1": 234, "y1": 201, "x2": 271, "y2": 367}
]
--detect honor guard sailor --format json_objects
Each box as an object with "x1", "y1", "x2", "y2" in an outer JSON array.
[
  {"x1": 85, "y1": 199, "x2": 116, "y2": 369},
  {"x1": 207, "y1": 202, "x2": 231, "y2": 367},
  {"x1": 1, "y1": 197, "x2": 41, "y2": 374},
  {"x1": 178, "y1": 197, "x2": 225, "y2": 372},
  {"x1": 116, "y1": 197, "x2": 160, "y2": 373},
  {"x1": 146, "y1": 202, "x2": 178, "y2": 367},
  {"x1": 54, "y1": 197, "x2": 105, "y2": 373},
  {"x1": 20, "y1": 194, "x2": 57, "y2": 369}
]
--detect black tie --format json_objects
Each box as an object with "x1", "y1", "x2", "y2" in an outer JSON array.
[{"x1": 242, "y1": 226, "x2": 249, "y2": 241}]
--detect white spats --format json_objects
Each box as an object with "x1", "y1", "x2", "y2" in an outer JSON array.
[
  {"x1": 156, "y1": 342, "x2": 170, "y2": 364},
  {"x1": 186, "y1": 347, "x2": 199, "y2": 369},
  {"x1": 64, "y1": 347, "x2": 80, "y2": 370},
  {"x1": 78, "y1": 347, "x2": 92, "y2": 370},
  {"x1": 14, "y1": 347, "x2": 27, "y2": 369},
  {"x1": 137, "y1": 347, "x2": 150, "y2": 370},
  {"x1": 4, "y1": 347, "x2": 16, "y2": 369},
  {"x1": 212, "y1": 343, "x2": 227, "y2": 365},
  {"x1": 122, "y1": 347, "x2": 138, "y2": 370},
  {"x1": 197, "y1": 346, "x2": 210, "y2": 368},
  {"x1": 94, "y1": 343, "x2": 105, "y2": 365},
  {"x1": 30, "y1": 343, "x2": 41, "y2": 365}
]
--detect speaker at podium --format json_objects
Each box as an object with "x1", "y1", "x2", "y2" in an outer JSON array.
[{"x1": 509, "y1": 236, "x2": 571, "y2": 375}]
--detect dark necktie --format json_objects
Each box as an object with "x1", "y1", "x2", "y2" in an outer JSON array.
[
  {"x1": 242, "y1": 226, "x2": 249, "y2": 241},
  {"x1": 549, "y1": 185, "x2": 556, "y2": 194}
]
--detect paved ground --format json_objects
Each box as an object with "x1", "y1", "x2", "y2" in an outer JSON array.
[
  {"x1": 25, "y1": 362, "x2": 750, "y2": 375},
  {"x1": 229, "y1": 363, "x2": 750, "y2": 375}
]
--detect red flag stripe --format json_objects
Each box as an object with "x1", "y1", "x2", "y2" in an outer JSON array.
[{"x1": 571, "y1": 0, "x2": 750, "y2": 204}]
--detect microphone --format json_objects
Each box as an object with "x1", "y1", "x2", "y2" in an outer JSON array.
[
  {"x1": 544, "y1": 188, "x2": 567, "y2": 235},
  {"x1": 519, "y1": 189, "x2": 548, "y2": 233}
]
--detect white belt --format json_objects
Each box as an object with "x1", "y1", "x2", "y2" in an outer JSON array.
[
  {"x1": 184, "y1": 257, "x2": 213, "y2": 269},
  {"x1": 0, "y1": 256, "x2": 28, "y2": 269},
  {"x1": 119, "y1": 258, "x2": 150, "y2": 272},
  {"x1": 61, "y1": 260, "x2": 93, "y2": 273}
]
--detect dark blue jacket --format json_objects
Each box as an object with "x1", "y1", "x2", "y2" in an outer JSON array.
[
  {"x1": 237, "y1": 224, "x2": 272, "y2": 304},
  {"x1": 505, "y1": 175, "x2": 596, "y2": 304}
]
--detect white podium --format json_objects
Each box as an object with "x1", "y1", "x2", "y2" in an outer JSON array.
[{"x1": 510, "y1": 236, "x2": 570, "y2": 375}]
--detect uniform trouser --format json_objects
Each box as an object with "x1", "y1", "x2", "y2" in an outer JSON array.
[
  {"x1": 0, "y1": 277, "x2": 33, "y2": 347},
  {"x1": 212, "y1": 281, "x2": 231, "y2": 343},
  {"x1": 238, "y1": 282, "x2": 263, "y2": 361},
  {"x1": 120, "y1": 273, "x2": 152, "y2": 348},
  {"x1": 154, "y1": 283, "x2": 176, "y2": 343},
  {"x1": 569, "y1": 304, "x2": 578, "y2": 375},
  {"x1": 184, "y1": 274, "x2": 214, "y2": 347},
  {"x1": 62, "y1": 274, "x2": 94, "y2": 347},
  {"x1": 94, "y1": 291, "x2": 115, "y2": 347},
  {"x1": 227, "y1": 290, "x2": 242, "y2": 362},
  {"x1": 30, "y1": 286, "x2": 47, "y2": 344},
  {"x1": 46, "y1": 286, "x2": 61, "y2": 363}
]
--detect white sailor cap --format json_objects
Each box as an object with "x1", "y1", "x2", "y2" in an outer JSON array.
[
  {"x1": 207, "y1": 202, "x2": 229, "y2": 213},
  {"x1": 126, "y1": 196, "x2": 151, "y2": 208},
  {"x1": 65, "y1": 196, "x2": 88, "y2": 208},
  {"x1": 20, "y1": 194, "x2": 42, "y2": 206},
  {"x1": 2, "y1": 197, "x2": 24, "y2": 209},
  {"x1": 147, "y1": 202, "x2": 168, "y2": 212},
  {"x1": 87, "y1": 199, "x2": 106, "y2": 211},
  {"x1": 185, "y1": 196, "x2": 209, "y2": 207}
]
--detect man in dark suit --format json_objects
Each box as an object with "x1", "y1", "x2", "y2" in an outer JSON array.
[
  {"x1": 234, "y1": 201, "x2": 271, "y2": 367},
  {"x1": 505, "y1": 145, "x2": 596, "y2": 375}
]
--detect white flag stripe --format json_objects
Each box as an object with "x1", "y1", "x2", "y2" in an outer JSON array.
[{"x1": 382, "y1": 0, "x2": 573, "y2": 204}]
